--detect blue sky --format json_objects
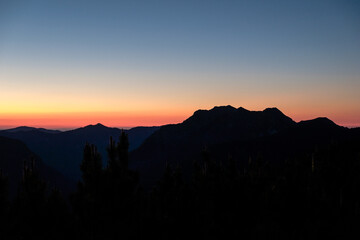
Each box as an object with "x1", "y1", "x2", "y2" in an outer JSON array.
[{"x1": 0, "y1": 0, "x2": 359, "y2": 128}]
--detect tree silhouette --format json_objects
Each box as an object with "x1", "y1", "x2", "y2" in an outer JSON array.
[
  {"x1": 10, "y1": 158, "x2": 48, "y2": 239},
  {"x1": 102, "y1": 131, "x2": 139, "y2": 239},
  {"x1": 46, "y1": 188, "x2": 71, "y2": 239},
  {"x1": 72, "y1": 133, "x2": 141, "y2": 239},
  {"x1": 72, "y1": 143, "x2": 103, "y2": 239},
  {"x1": 80, "y1": 143, "x2": 102, "y2": 189},
  {"x1": 118, "y1": 130, "x2": 130, "y2": 170},
  {"x1": 0, "y1": 169, "x2": 9, "y2": 236}
]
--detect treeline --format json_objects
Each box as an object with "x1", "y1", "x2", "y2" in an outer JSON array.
[{"x1": 1, "y1": 131, "x2": 360, "y2": 239}]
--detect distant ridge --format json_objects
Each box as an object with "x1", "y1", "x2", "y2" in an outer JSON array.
[
  {"x1": 0, "y1": 124, "x2": 160, "y2": 180},
  {"x1": 4, "y1": 126, "x2": 62, "y2": 134},
  {"x1": 298, "y1": 117, "x2": 340, "y2": 128}
]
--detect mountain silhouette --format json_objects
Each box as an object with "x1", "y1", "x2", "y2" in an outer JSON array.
[
  {"x1": 128, "y1": 106, "x2": 360, "y2": 188},
  {"x1": 0, "y1": 125, "x2": 159, "y2": 180},
  {"x1": 0, "y1": 136, "x2": 74, "y2": 197},
  {"x1": 129, "y1": 106, "x2": 296, "y2": 187},
  {"x1": 1, "y1": 106, "x2": 358, "y2": 190}
]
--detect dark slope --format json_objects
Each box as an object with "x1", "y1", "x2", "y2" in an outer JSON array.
[
  {"x1": 0, "y1": 136, "x2": 74, "y2": 197},
  {"x1": 128, "y1": 126, "x2": 162, "y2": 150},
  {"x1": 129, "y1": 106, "x2": 296, "y2": 187},
  {"x1": 206, "y1": 117, "x2": 354, "y2": 172},
  {"x1": 0, "y1": 124, "x2": 159, "y2": 180}
]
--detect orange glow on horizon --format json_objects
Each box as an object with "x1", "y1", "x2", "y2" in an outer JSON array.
[
  {"x1": 0, "y1": 111, "x2": 191, "y2": 130},
  {"x1": 1, "y1": 68, "x2": 359, "y2": 130},
  {"x1": 0, "y1": 106, "x2": 359, "y2": 130}
]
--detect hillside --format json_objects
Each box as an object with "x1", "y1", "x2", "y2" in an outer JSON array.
[{"x1": 0, "y1": 125, "x2": 159, "y2": 180}]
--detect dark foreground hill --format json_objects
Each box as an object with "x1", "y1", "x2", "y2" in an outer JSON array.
[
  {"x1": 0, "y1": 136, "x2": 74, "y2": 197},
  {"x1": 0, "y1": 124, "x2": 159, "y2": 180}
]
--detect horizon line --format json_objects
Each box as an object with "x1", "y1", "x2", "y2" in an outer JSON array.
[
  {"x1": 1, "y1": 106, "x2": 359, "y2": 130},
  {"x1": 0, "y1": 121, "x2": 359, "y2": 132}
]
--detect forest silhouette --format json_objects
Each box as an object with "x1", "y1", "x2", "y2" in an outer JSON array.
[{"x1": 0, "y1": 127, "x2": 360, "y2": 239}]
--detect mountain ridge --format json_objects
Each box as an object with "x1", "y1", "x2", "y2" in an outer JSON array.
[
  {"x1": 129, "y1": 106, "x2": 298, "y2": 187},
  {"x1": 0, "y1": 124, "x2": 160, "y2": 180},
  {"x1": 3, "y1": 126, "x2": 62, "y2": 134},
  {"x1": 1, "y1": 106, "x2": 357, "y2": 187}
]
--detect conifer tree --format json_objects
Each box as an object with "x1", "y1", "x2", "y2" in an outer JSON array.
[
  {"x1": 80, "y1": 143, "x2": 102, "y2": 189},
  {"x1": 0, "y1": 169, "x2": 8, "y2": 211},
  {"x1": 117, "y1": 130, "x2": 129, "y2": 170},
  {"x1": 11, "y1": 158, "x2": 47, "y2": 239},
  {"x1": 0, "y1": 169, "x2": 9, "y2": 235}
]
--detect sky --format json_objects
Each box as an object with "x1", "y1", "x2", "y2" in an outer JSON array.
[{"x1": 0, "y1": 0, "x2": 359, "y2": 129}]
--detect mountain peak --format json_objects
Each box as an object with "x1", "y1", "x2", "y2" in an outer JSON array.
[
  {"x1": 85, "y1": 123, "x2": 107, "y2": 128},
  {"x1": 299, "y1": 117, "x2": 338, "y2": 128},
  {"x1": 190, "y1": 105, "x2": 237, "y2": 120},
  {"x1": 263, "y1": 107, "x2": 283, "y2": 114},
  {"x1": 211, "y1": 105, "x2": 236, "y2": 111},
  {"x1": 182, "y1": 105, "x2": 295, "y2": 133},
  {"x1": 237, "y1": 107, "x2": 249, "y2": 112},
  {"x1": 77, "y1": 123, "x2": 110, "y2": 133}
]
